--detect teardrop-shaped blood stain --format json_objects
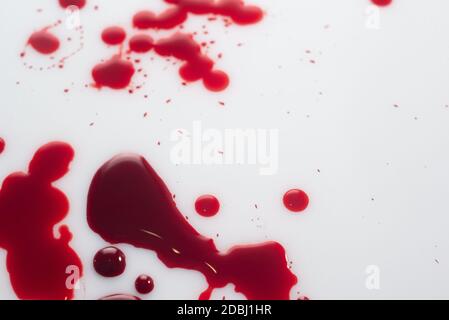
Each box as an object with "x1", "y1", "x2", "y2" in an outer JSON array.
[
  {"x1": 87, "y1": 154, "x2": 298, "y2": 300},
  {"x1": 0, "y1": 142, "x2": 83, "y2": 300},
  {"x1": 92, "y1": 56, "x2": 135, "y2": 90},
  {"x1": 28, "y1": 29, "x2": 60, "y2": 55}
]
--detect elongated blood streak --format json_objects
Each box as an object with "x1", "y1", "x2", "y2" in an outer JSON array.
[
  {"x1": 87, "y1": 154, "x2": 297, "y2": 300},
  {"x1": 133, "y1": 0, "x2": 264, "y2": 29},
  {"x1": 0, "y1": 142, "x2": 83, "y2": 300},
  {"x1": 58, "y1": 0, "x2": 86, "y2": 9},
  {"x1": 28, "y1": 28, "x2": 60, "y2": 55}
]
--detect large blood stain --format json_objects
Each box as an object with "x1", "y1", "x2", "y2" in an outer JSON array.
[
  {"x1": 87, "y1": 154, "x2": 297, "y2": 300},
  {"x1": 0, "y1": 142, "x2": 83, "y2": 300}
]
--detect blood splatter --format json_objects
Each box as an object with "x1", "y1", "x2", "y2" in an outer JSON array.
[
  {"x1": 0, "y1": 142, "x2": 83, "y2": 300},
  {"x1": 93, "y1": 246, "x2": 126, "y2": 277},
  {"x1": 87, "y1": 154, "x2": 297, "y2": 300},
  {"x1": 92, "y1": 56, "x2": 135, "y2": 90},
  {"x1": 133, "y1": 0, "x2": 264, "y2": 29},
  {"x1": 135, "y1": 274, "x2": 154, "y2": 294},
  {"x1": 195, "y1": 195, "x2": 220, "y2": 217},
  {"x1": 102, "y1": 26, "x2": 127, "y2": 46},
  {"x1": 283, "y1": 189, "x2": 309, "y2": 213},
  {"x1": 58, "y1": 0, "x2": 86, "y2": 9},
  {"x1": 28, "y1": 28, "x2": 60, "y2": 55}
]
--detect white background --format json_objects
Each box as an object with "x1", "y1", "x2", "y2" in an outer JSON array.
[{"x1": 1, "y1": 0, "x2": 449, "y2": 300}]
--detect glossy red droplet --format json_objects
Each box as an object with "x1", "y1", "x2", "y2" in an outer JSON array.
[
  {"x1": 93, "y1": 246, "x2": 126, "y2": 277},
  {"x1": 195, "y1": 195, "x2": 220, "y2": 217},
  {"x1": 371, "y1": 0, "x2": 392, "y2": 6},
  {"x1": 135, "y1": 274, "x2": 155, "y2": 294},
  {"x1": 283, "y1": 189, "x2": 309, "y2": 213},
  {"x1": 92, "y1": 56, "x2": 135, "y2": 89},
  {"x1": 101, "y1": 26, "x2": 127, "y2": 46},
  {"x1": 0, "y1": 142, "x2": 83, "y2": 300},
  {"x1": 87, "y1": 154, "x2": 297, "y2": 300},
  {"x1": 58, "y1": 0, "x2": 86, "y2": 9},
  {"x1": 28, "y1": 29, "x2": 60, "y2": 55}
]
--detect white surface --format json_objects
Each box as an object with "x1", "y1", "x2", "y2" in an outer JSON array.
[{"x1": 1, "y1": 0, "x2": 449, "y2": 300}]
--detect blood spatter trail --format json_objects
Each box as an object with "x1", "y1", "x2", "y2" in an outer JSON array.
[
  {"x1": 87, "y1": 154, "x2": 297, "y2": 300},
  {"x1": 195, "y1": 195, "x2": 220, "y2": 217},
  {"x1": 0, "y1": 138, "x2": 5, "y2": 155},
  {"x1": 102, "y1": 26, "x2": 127, "y2": 46},
  {"x1": 135, "y1": 274, "x2": 154, "y2": 295},
  {"x1": 93, "y1": 246, "x2": 126, "y2": 277},
  {"x1": 0, "y1": 142, "x2": 83, "y2": 300},
  {"x1": 283, "y1": 189, "x2": 309, "y2": 213},
  {"x1": 28, "y1": 28, "x2": 60, "y2": 55},
  {"x1": 155, "y1": 33, "x2": 229, "y2": 91},
  {"x1": 92, "y1": 55, "x2": 135, "y2": 90},
  {"x1": 100, "y1": 294, "x2": 141, "y2": 300},
  {"x1": 371, "y1": 0, "x2": 392, "y2": 6},
  {"x1": 59, "y1": 0, "x2": 86, "y2": 9},
  {"x1": 133, "y1": 0, "x2": 264, "y2": 30}
]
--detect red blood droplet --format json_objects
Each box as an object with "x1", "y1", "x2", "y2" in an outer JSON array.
[
  {"x1": 135, "y1": 274, "x2": 154, "y2": 294},
  {"x1": 93, "y1": 246, "x2": 126, "y2": 277},
  {"x1": 92, "y1": 56, "x2": 135, "y2": 90},
  {"x1": 371, "y1": 0, "x2": 392, "y2": 6},
  {"x1": 203, "y1": 70, "x2": 229, "y2": 92},
  {"x1": 58, "y1": 0, "x2": 86, "y2": 9},
  {"x1": 28, "y1": 29, "x2": 60, "y2": 55},
  {"x1": 195, "y1": 195, "x2": 220, "y2": 217},
  {"x1": 283, "y1": 189, "x2": 309, "y2": 213},
  {"x1": 129, "y1": 34, "x2": 154, "y2": 53},
  {"x1": 101, "y1": 26, "x2": 127, "y2": 46},
  {"x1": 0, "y1": 142, "x2": 83, "y2": 300}
]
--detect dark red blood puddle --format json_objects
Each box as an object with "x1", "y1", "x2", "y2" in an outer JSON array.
[
  {"x1": 100, "y1": 294, "x2": 140, "y2": 300},
  {"x1": 59, "y1": 0, "x2": 86, "y2": 9},
  {"x1": 195, "y1": 194, "x2": 220, "y2": 217},
  {"x1": 0, "y1": 138, "x2": 5, "y2": 155},
  {"x1": 28, "y1": 28, "x2": 60, "y2": 55},
  {"x1": 87, "y1": 154, "x2": 297, "y2": 300},
  {"x1": 93, "y1": 246, "x2": 126, "y2": 277},
  {"x1": 92, "y1": 56, "x2": 135, "y2": 90},
  {"x1": 371, "y1": 0, "x2": 392, "y2": 6},
  {"x1": 133, "y1": 0, "x2": 264, "y2": 29},
  {"x1": 135, "y1": 274, "x2": 154, "y2": 294},
  {"x1": 283, "y1": 189, "x2": 309, "y2": 213},
  {"x1": 102, "y1": 26, "x2": 127, "y2": 46},
  {"x1": 0, "y1": 142, "x2": 83, "y2": 300}
]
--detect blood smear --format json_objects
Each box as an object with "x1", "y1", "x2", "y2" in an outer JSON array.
[
  {"x1": 0, "y1": 142, "x2": 83, "y2": 300},
  {"x1": 87, "y1": 154, "x2": 297, "y2": 300}
]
